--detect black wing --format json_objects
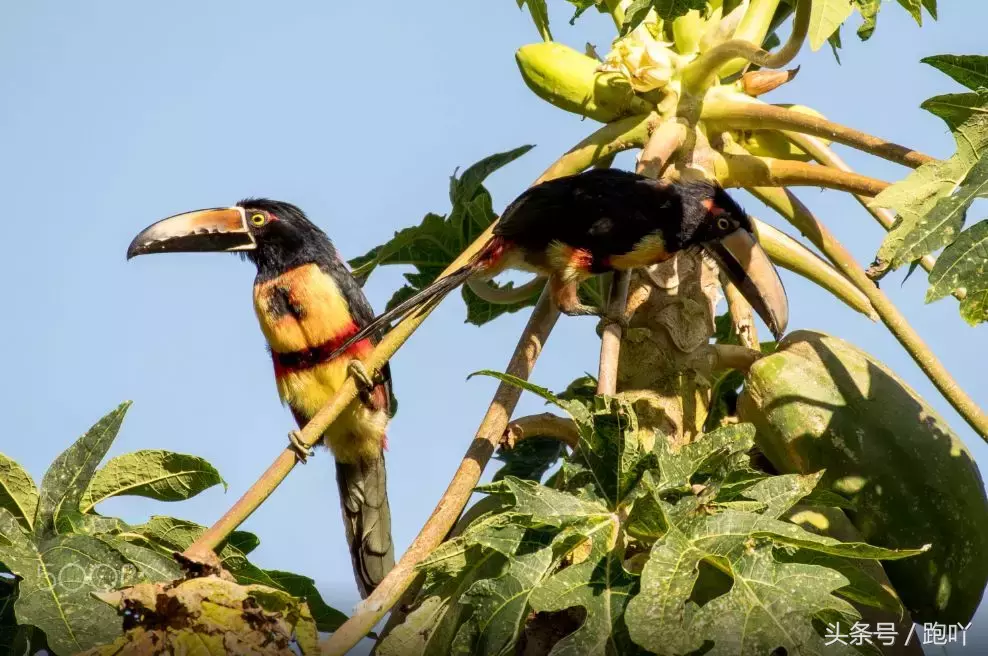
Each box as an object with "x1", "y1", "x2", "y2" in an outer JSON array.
[{"x1": 494, "y1": 168, "x2": 684, "y2": 262}]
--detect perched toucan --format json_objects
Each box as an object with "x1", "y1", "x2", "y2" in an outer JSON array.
[
  {"x1": 331, "y1": 168, "x2": 789, "y2": 358},
  {"x1": 127, "y1": 200, "x2": 394, "y2": 598}
]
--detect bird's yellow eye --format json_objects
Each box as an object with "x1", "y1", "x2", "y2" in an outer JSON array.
[
  {"x1": 250, "y1": 213, "x2": 266, "y2": 226},
  {"x1": 716, "y1": 217, "x2": 731, "y2": 231}
]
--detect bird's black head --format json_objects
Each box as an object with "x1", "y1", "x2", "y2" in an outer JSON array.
[
  {"x1": 236, "y1": 198, "x2": 338, "y2": 280},
  {"x1": 671, "y1": 179, "x2": 754, "y2": 249},
  {"x1": 666, "y1": 179, "x2": 789, "y2": 340},
  {"x1": 126, "y1": 198, "x2": 338, "y2": 281}
]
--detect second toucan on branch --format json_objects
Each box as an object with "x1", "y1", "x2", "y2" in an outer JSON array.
[{"x1": 332, "y1": 168, "x2": 789, "y2": 358}]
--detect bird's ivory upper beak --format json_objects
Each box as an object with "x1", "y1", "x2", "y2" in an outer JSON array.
[
  {"x1": 706, "y1": 228, "x2": 789, "y2": 340},
  {"x1": 126, "y1": 207, "x2": 256, "y2": 259}
]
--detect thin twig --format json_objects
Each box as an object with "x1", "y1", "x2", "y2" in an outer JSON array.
[
  {"x1": 699, "y1": 150, "x2": 889, "y2": 196},
  {"x1": 322, "y1": 289, "x2": 560, "y2": 655},
  {"x1": 682, "y1": 0, "x2": 809, "y2": 91},
  {"x1": 749, "y1": 185, "x2": 988, "y2": 442},
  {"x1": 701, "y1": 102, "x2": 934, "y2": 169}
]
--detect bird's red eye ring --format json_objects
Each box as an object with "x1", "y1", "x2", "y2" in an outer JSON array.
[
  {"x1": 250, "y1": 213, "x2": 266, "y2": 226},
  {"x1": 716, "y1": 217, "x2": 730, "y2": 231}
]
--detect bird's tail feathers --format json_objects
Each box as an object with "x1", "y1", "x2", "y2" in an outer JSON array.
[{"x1": 336, "y1": 455, "x2": 394, "y2": 598}]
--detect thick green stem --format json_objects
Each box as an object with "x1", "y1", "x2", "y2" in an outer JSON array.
[
  {"x1": 786, "y1": 131, "x2": 966, "y2": 301},
  {"x1": 683, "y1": 0, "x2": 806, "y2": 91},
  {"x1": 702, "y1": 150, "x2": 889, "y2": 196},
  {"x1": 702, "y1": 101, "x2": 934, "y2": 169},
  {"x1": 749, "y1": 186, "x2": 988, "y2": 442},
  {"x1": 753, "y1": 217, "x2": 877, "y2": 319}
]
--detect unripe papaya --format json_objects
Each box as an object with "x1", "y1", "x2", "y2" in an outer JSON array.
[
  {"x1": 738, "y1": 330, "x2": 988, "y2": 624},
  {"x1": 515, "y1": 42, "x2": 653, "y2": 123}
]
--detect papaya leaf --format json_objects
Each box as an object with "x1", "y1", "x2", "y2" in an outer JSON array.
[
  {"x1": 377, "y1": 520, "x2": 524, "y2": 656},
  {"x1": 263, "y1": 570, "x2": 348, "y2": 633},
  {"x1": 35, "y1": 402, "x2": 131, "y2": 538},
  {"x1": 882, "y1": 154, "x2": 988, "y2": 269},
  {"x1": 528, "y1": 521, "x2": 642, "y2": 656},
  {"x1": 922, "y1": 54, "x2": 988, "y2": 90},
  {"x1": 853, "y1": 0, "x2": 880, "y2": 40},
  {"x1": 808, "y1": 0, "x2": 853, "y2": 51},
  {"x1": 622, "y1": 0, "x2": 708, "y2": 34},
  {"x1": 517, "y1": 0, "x2": 551, "y2": 40},
  {"x1": 493, "y1": 436, "x2": 565, "y2": 483},
  {"x1": 348, "y1": 146, "x2": 535, "y2": 327},
  {"x1": 872, "y1": 84, "x2": 988, "y2": 275},
  {"x1": 0, "y1": 453, "x2": 38, "y2": 531},
  {"x1": 0, "y1": 507, "x2": 138, "y2": 655},
  {"x1": 129, "y1": 516, "x2": 279, "y2": 588},
  {"x1": 80, "y1": 450, "x2": 226, "y2": 513},
  {"x1": 926, "y1": 219, "x2": 988, "y2": 324}
]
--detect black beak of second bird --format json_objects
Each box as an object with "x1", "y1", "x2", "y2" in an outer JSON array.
[{"x1": 703, "y1": 227, "x2": 788, "y2": 340}]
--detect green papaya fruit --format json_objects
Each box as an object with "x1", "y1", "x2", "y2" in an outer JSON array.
[
  {"x1": 737, "y1": 330, "x2": 988, "y2": 624},
  {"x1": 515, "y1": 42, "x2": 653, "y2": 123}
]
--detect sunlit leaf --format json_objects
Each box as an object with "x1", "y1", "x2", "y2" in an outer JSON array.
[
  {"x1": 81, "y1": 450, "x2": 226, "y2": 513},
  {"x1": 0, "y1": 454, "x2": 38, "y2": 531}
]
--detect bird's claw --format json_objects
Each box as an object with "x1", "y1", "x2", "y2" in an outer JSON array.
[
  {"x1": 288, "y1": 430, "x2": 314, "y2": 464},
  {"x1": 595, "y1": 312, "x2": 630, "y2": 338},
  {"x1": 348, "y1": 360, "x2": 381, "y2": 407}
]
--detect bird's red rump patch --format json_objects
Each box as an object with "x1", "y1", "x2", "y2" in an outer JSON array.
[
  {"x1": 271, "y1": 322, "x2": 372, "y2": 377},
  {"x1": 568, "y1": 247, "x2": 593, "y2": 271}
]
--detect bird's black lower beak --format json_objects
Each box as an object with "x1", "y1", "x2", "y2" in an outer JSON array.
[
  {"x1": 126, "y1": 207, "x2": 256, "y2": 259},
  {"x1": 705, "y1": 228, "x2": 789, "y2": 340}
]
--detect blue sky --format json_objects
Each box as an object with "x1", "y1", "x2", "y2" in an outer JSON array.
[{"x1": 1, "y1": 1, "x2": 985, "y2": 653}]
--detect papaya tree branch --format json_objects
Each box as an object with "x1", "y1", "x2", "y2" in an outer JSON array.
[
  {"x1": 322, "y1": 288, "x2": 560, "y2": 655},
  {"x1": 183, "y1": 115, "x2": 646, "y2": 560},
  {"x1": 786, "y1": 131, "x2": 966, "y2": 300},
  {"x1": 702, "y1": 101, "x2": 934, "y2": 168},
  {"x1": 466, "y1": 276, "x2": 545, "y2": 304},
  {"x1": 699, "y1": 150, "x2": 889, "y2": 196},
  {"x1": 723, "y1": 278, "x2": 759, "y2": 349},
  {"x1": 749, "y1": 186, "x2": 988, "y2": 442},
  {"x1": 753, "y1": 217, "x2": 877, "y2": 319},
  {"x1": 598, "y1": 272, "x2": 631, "y2": 395},
  {"x1": 682, "y1": 0, "x2": 808, "y2": 91}
]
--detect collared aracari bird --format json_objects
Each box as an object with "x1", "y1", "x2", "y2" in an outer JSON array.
[
  {"x1": 126, "y1": 200, "x2": 394, "y2": 598},
  {"x1": 329, "y1": 168, "x2": 789, "y2": 360}
]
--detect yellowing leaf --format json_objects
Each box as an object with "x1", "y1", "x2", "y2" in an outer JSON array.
[{"x1": 0, "y1": 453, "x2": 38, "y2": 531}]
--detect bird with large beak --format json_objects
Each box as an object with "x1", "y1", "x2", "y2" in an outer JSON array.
[
  {"x1": 127, "y1": 200, "x2": 395, "y2": 599},
  {"x1": 329, "y1": 168, "x2": 789, "y2": 358}
]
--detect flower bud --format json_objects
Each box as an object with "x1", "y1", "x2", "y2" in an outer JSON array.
[{"x1": 740, "y1": 68, "x2": 799, "y2": 97}]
